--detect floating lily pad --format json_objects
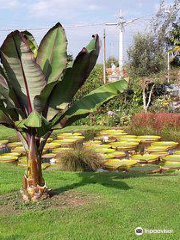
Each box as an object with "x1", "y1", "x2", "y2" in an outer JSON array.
[
  {"x1": 117, "y1": 135, "x2": 137, "y2": 139},
  {"x1": 160, "y1": 161, "x2": 180, "y2": 170},
  {"x1": 11, "y1": 146, "x2": 25, "y2": 154},
  {"x1": 42, "y1": 153, "x2": 57, "y2": 159},
  {"x1": 150, "y1": 152, "x2": 169, "y2": 157},
  {"x1": 7, "y1": 142, "x2": 22, "y2": 149},
  {"x1": 0, "y1": 140, "x2": 9, "y2": 145},
  {"x1": 146, "y1": 146, "x2": 169, "y2": 153},
  {"x1": 0, "y1": 152, "x2": 20, "y2": 157},
  {"x1": 151, "y1": 141, "x2": 178, "y2": 150},
  {"x1": 100, "y1": 154, "x2": 115, "y2": 159},
  {"x1": 111, "y1": 151, "x2": 127, "y2": 159},
  {"x1": 0, "y1": 155, "x2": 18, "y2": 163},
  {"x1": 137, "y1": 135, "x2": 161, "y2": 143},
  {"x1": 94, "y1": 148, "x2": 115, "y2": 154},
  {"x1": 44, "y1": 142, "x2": 61, "y2": 150},
  {"x1": 174, "y1": 150, "x2": 180, "y2": 154},
  {"x1": 162, "y1": 155, "x2": 180, "y2": 162},
  {"x1": 128, "y1": 164, "x2": 160, "y2": 173},
  {"x1": 131, "y1": 154, "x2": 159, "y2": 163},
  {"x1": 100, "y1": 129, "x2": 125, "y2": 135},
  {"x1": 104, "y1": 159, "x2": 137, "y2": 171}
]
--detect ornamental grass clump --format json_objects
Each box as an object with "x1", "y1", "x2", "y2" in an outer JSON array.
[{"x1": 58, "y1": 149, "x2": 103, "y2": 172}]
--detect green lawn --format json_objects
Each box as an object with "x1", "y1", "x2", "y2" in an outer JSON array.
[{"x1": 0, "y1": 163, "x2": 180, "y2": 240}]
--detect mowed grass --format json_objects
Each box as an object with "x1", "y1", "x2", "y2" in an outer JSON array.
[{"x1": 0, "y1": 163, "x2": 180, "y2": 240}]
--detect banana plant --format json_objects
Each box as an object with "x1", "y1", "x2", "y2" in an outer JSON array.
[{"x1": 0, "y1": 23, "x2": 128, "y2": 201}]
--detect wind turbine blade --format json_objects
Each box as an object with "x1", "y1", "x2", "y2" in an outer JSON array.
[
  {"x1": 105, "y1": 23, "x2": 118, "y2": 26},
  {"x1": 125, "y1": 17, "x2": 141, "y2": 25}
]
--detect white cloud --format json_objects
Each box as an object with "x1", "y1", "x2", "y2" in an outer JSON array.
[
  {"x1": 28, "y1": 0, "x2": 100, "y2": 19},
  {"x1": 88, "y1": 4, "x2": 99, "y2": 11},
  {"x1": 0, "y1": 0, "x2": 20, "y2": 9}
]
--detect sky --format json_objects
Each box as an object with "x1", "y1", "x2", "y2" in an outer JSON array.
[{"x1": 0, "y1": 0, "x2": 177, "y2": 63}]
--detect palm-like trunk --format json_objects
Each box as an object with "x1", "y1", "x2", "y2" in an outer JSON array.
[{"x1": 21, "y1": 135, "x2": 47, "y2": 202}]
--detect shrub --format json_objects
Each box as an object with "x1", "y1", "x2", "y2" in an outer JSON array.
[
  {"x1": 132, "y1": 112, "x2": 180, "y2": 130},
  {"x1": 58, "y1": 149, "x2": 103, "y2": 172}
]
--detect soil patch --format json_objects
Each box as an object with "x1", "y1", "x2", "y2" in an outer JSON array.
[{"x1": 0, "y1": 190, "x2": 98, "y2": 215}]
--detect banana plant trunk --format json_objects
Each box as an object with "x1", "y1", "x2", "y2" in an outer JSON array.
[{"x1": 21, "y1": 135, "x2": 47, "y2": 202}]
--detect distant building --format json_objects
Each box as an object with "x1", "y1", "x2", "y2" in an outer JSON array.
[{"x1": 106, "y1": 67, "x2": 128, "y2": 82}]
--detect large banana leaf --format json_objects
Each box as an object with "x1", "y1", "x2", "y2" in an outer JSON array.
[
  {"x1": 22, "y1": 30, "x2": 38, "y2": 58},
  {"x1": 48, "y1": 34, "x2": 100, "y2": 112},
  {"x1": 0, "y1": 71, "x2": 17, "y2": 109},
  {"x1": 0, "y1": 31, "x2": 46, "y2": 114},
  {"x1": 19, "y1": 110, "x2": 51, "y2": 137},
  {"x1": 36, "y1": 23, "x2": 67, "y2": 83},
  {"x1": 51, "y1": 80, "x2": 128, "y2": 127},
  {"x1": 0, "y1": 110, "x2": 15, "y2": 128}
]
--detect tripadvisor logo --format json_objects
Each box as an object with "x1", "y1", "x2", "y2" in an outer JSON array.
[
  {"x1": 135, "y1": 227, "x2": 173, "y2": 235},
  {"x1": 135, "y1": 227, "x2": 143, "y2": 235}
]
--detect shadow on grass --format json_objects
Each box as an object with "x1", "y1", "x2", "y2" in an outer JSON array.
[
  {"x1": 51, "y1": 171, "x2": 169, "y2": 196},
  {"x1": 51, "y1": 172, "x2": 136, "y2": 196}
]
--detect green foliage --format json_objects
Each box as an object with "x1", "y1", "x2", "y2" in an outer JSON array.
[
  {"x1": 127, "y1": 33, "x2": 166, "y2": 77},
  {"x1": 149, "y1": 95, "x2": 172, "y2": 112},
  {"x1": 167, "y1": 22, "x2": 180, "y2": 66},
  {"x1": 74, "y1": 64, "x2": 103, "y2": 101},
  {"x1": 58, "y1": 149, "x2": 103, "y2": 171}
]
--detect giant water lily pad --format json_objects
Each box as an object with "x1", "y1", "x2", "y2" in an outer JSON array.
[
  {"x1": 0, "y1": 140, "x2": 9, "y2": 145},
  {"x1": 151, "y1": 141, "x2": 178, "y2": 150},
  {"x1": 100, "y1": 154, "x2": 115, "y2": 159},
  {"x1": 174, "y1": 150, "x2": 180, "y2": 154},
  {"x1": 162, "y1": 155, "x2": 180, "y2": 162},
  {"x1": 104, "y1": 159, "x2": 136, "y2": 171},
  {"x1": 44, "y1": 142, "x2": 61, "y2": 150},
  {"x1": 110, "y1": 141, "x2": 139, "y2": 151},
  {"x1": 160, "y1": 161, "x2": 180, "y2": 170},
  {"x1": 100, "y1": 129, "x2": 125, "y2": 135},
  {"x1": 111, "y1": 151, "x2": 126, "y2": 159},
  {"x1": 94, "y1": 148, "x2": 115, "y2": 154},
  {"x1": 117, "y1": 135, "x2": 137, "y2": 139},
  {"x1": 42, "y1": 153, "x2": 56, "y2": 159},
  {"x1": 146, "y1": 146, "x2": 169, "y2": 153},
  {"x1": 0, "y1": 155, "x2": 18, "y2": 163},
  {"x1": 137, "y1": 135, "x2": 161, "y2": 143},
  {"x1": 7, "y1": 142, "x2": 22, "y2": 149},
  {"x1": 0, "y1": 152, "x2": 20, "y2": 157},
  {"x1": 128, "y1": 164, "x2": 160, "y2": 173},
  {"x1": 150, "y1": 152, "x2": 169, "y2": 157},
  {"x1": 131, "y1": 154, "x2": 159, "y2": 163},
  {"x1": 11, "y1": 146, "x2": 25, "y2": 154},
  {"x1": 118, "y1": 138, "x2": 141, "y2": 143}
]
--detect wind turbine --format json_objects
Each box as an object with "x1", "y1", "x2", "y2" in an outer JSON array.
[{"x1": 106, "y1": 10, "x2": 140, "y2": 78}]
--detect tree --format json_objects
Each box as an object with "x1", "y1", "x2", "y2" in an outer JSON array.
[
  {"x1": 0, "y1": 23, "x2": 128, "y2": 202},
  {"x1": 128, "y1": 33, "x2": 166, "y2": 77},
  {"x1": 127, "y1": 32, "x2": 167, "y2": 112}
]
